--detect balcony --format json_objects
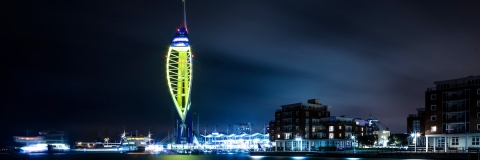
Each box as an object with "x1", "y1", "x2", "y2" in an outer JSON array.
[
  {"x1": 444, "y1": 106, "x2": 468, "y2": 112},
  {"x1": 445, "y1": 95, "x2": 467, "y2": 101},
  {"x1": 444, "y1": 117, "x2": 466, "y2": 123},
  {"x1": 444, "y1": 129, "x2": 466, "y2": 134},
  {"x1": 319, "y1": 119, "x2": 355, "y2": 123},
  {"x1": 312, "y1": 129, "x2": 325, "y2": 133},
  {"x1": 430, "y1": 81, "x2": 479, "y2": 91}
]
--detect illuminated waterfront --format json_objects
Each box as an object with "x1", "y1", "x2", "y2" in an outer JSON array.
[{"x1": 0, "y1": 153, "x2": 440, "y2": 160}]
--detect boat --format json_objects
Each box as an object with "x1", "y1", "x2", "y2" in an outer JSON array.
[{"x1": 13, "y1": 130, "x2": 70, "y2": 153}]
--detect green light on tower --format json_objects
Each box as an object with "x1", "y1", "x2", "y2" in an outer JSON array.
[{"x1": 166, "y1": 0, "x2": 192, "y2": 125}]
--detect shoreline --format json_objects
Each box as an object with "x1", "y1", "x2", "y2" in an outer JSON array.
[{"x1": 250, "y1": 151, "x2": 479, "y2": 159}]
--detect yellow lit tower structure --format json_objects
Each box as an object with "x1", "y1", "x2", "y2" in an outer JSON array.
[{"x1": 166, "y1": 0, "x2": 193, "y2": 144}]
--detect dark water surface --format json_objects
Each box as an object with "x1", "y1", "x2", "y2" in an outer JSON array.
[{"x1": 0, "y1": 153, "x2": 437, "y2": 160}]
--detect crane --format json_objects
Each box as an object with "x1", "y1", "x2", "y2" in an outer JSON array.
[
  {"x1": 368, "y1": 114, "x2": 389, "y2": 131},
  {"x1": 368, "y1": 114, "x2": 390, "y2": 147}
]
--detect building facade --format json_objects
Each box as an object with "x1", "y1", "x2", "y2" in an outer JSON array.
[
  {"x1": 423, "y1": 75, "x2": 480, "y2": 151},
  {"x1": 407, "y1": 108, "x2": 426, "y2": 146},
  {"x1": 269, "y1": 99, "x2": 367, "y2": 151}
]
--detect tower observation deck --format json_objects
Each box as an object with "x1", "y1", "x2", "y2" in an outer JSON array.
[{"x1": 166, "y1": 0, "x2": 193, "y2": 144}]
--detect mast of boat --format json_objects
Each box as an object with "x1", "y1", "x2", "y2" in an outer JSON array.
[
  {"x1": 197, "y1": 113, "x2": 200, "y2": 138},
  {"x1": 148, "y1": 127, "x2": 152, "y2": 144}
]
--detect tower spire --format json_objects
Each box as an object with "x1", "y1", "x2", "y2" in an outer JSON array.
[{"x1": 182, "y1": 0, "x2": 187, "y2": 30}]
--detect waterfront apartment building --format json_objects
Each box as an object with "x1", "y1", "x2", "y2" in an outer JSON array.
[
  {"x1": 269, "y1": 99, "x2": 367, "y2": 151},
  {"x1": 422, "y1": 75, "x2": 480, "y2": 151}
]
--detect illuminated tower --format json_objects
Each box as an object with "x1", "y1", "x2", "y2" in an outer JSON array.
[{"x1": 166, "y1": 0, "x2": 193, "y2": 144}]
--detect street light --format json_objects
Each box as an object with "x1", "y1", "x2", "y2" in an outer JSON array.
[
  {"x1": 410, "y1": 132, "x2": 420, "y2": 152},
  {"x1": 295, "y1": 137, "x2": 302, "y2": 151},
  {"x1": 351, "y1": 136, "x2": 356, "y2": 153}
]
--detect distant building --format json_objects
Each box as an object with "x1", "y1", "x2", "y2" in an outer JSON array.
[
  {"x1": 407, "y1": 108, "x2": 426, "y2": 146},
  {"x1": 269, "y1": 99, "x2": 367, "y2": 151},
  {"x1": 421, "y1": 75, "x2": 480, "y2": 151}
]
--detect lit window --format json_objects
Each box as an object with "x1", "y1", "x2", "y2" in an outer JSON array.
[
  {"x1": 413, "y1": 120, "x2": 420, "y2": 132},
  {"x1": 431, "y1": 115, "x2": 436, "y2": 121},
  {"x1": 361, "y1": 127, "x2": 363, "y2": 131},
  {"x1": 431, "y1": 105, "x2": 436, "y2": 111},
  {"x1": 277, "y1": 134, "x2": 280, "y2": 138},
  {"x1": 361, "y1": 133, "x2": 363, "y2": 136},
  {"x1": 329, "y1": 126, "x2": 334, "y2": 132},
  {"x1": 329, "y1": 133, "x2": 334, "y2": 139},
  {"x1": 431, "y1": 126, "x2": 437, "y2": 132},
  {"x1": 339, "y1": 133, "x2": 342, "y2": 137},
  {"x1": 431, "y1": 94, "x2": 436, "y2": 100},
  {"x1": 285, "y1": 133, "x2": 291, "y2": 139}
]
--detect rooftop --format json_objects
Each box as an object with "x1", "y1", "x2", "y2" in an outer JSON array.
[{"x1": 427, "y1": 75, "x2": 480, "y2": 91}]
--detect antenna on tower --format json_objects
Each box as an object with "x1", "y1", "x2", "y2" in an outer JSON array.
[{"x1": 182, "y1": 0, "x2": 187, "y2": 30}]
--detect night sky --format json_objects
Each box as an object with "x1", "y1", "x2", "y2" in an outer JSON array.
[{"x1": 2, "y1": 0, "x2": 480, "y2": 146}]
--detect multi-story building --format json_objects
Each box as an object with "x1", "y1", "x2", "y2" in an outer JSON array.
[
  {"x1": 269, "y1": 99, "x2": 367, "y2": 151},
  {"x1": 423, "y1": 75, "x2": 480, "y2": 151},
  {"x1": 407, "y1": 108, "x2": 426, "y2": 146}
]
